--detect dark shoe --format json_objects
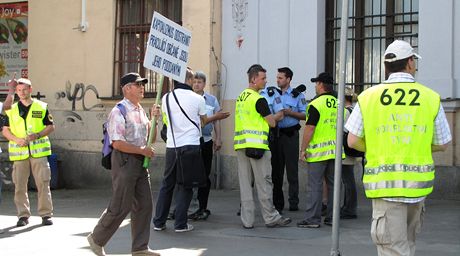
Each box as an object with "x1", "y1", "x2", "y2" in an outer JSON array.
[
  {"x1": 324, "y1": 218, "x2": 333, "y2": 226},
  {"x1": 195, "y1": 209, "x2": 210, "y2": 220},
  {"x1": 340, "y1": 214, "x2": 357, "y2": 219},
  {"x1": 321, "y1": 203, "x2": 327, "y2": 216},
  {"x1": 16, "y1": 217, "x2": 29, "y2": 227},
  {"x1": 167, "y1": 212, "x2": 175, "y2": 220},
  {"x1": 42, "y1": 216, "x2": 53, "y2": 226},
  {"x1": 243, "y1": 225, "x2": 254, "y2": 229},
  {"x1": 188, "y1": 209, "x2": 202, "y2": 220},
  {"x1": 236, "y1": 208, "x2": 241, "y2": 216},
  {"x1": 289, "y1": 205, "x2": 299, "y2": 211},
  {"x1": 266, "y1": 216, "x2": 291, "y2": 228},
  {"x1": 297, "y1": 220, "x2": 320, "y2": 228},
  {"x1": 276, "y1": 209, "x2": 283, "y2": 215}
]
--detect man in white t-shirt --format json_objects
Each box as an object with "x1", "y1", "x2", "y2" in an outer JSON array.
[{"x1": 153, "y1": 68, "x2": 229, "y2": 233}]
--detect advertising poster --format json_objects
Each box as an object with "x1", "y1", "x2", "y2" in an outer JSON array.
[
  {"x1": 143, "y1": 11, "x2": 191, "y2": 83},
  {"x1": 0, "y1": 2, "x2": 28, "y2": 94}
]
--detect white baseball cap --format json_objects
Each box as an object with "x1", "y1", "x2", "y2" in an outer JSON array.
[
  {"x1": 384, "y1": 40, "x2": 421, "y2": 62},
  {"x1": 17, "y1": 78, "x2": 32, "y2": 86}
]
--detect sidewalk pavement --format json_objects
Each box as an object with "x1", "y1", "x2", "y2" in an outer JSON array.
[{"x1": 0, "y1": 188, "x2": 459, "y2": 256}]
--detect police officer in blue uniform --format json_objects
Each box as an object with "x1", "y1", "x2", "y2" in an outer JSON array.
[{"x1": 261, "y1": 67, "x2": 307, "y2": 213}]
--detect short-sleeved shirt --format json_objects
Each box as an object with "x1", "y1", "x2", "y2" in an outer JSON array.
[
  {"x1": 278, "y1": 87, "x2": 307, "y2": 128},
  {"x1": 255, "y1": 98, "x2": 271, "y2": 117},
  {"x1": 3, "y1": 100, "x2": 54, "y2": 127},
  {"x1": 108, "y1": 98, "x2": 149, "y2": 147},
  {"x1": 201, "y1": 92, "x2": 221, "y2": 142},
  {"x1": 260, "y1": 86, "x2": 284, "y2": 114},
  {"x1": 162, "y1": 87, "x2": 206, "y2": 148},
  {"x1": 344, "y1": 72, "x2": 452, "y2": 203}
]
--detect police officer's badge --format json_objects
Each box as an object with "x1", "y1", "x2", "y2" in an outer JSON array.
[{"x1": 275, "y1": 97, "x2": 281, "y2": 104}]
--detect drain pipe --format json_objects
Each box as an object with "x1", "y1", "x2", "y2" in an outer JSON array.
[{"x1": 80, "y1": 0, "x2": 88, "y2": 32}]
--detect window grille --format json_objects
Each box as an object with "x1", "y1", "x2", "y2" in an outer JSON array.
[{"x1": 113, "y1": 0, "x2": 182, "y2": 97}]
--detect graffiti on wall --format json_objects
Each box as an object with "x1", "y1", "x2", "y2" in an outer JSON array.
[{"x1": 54, "y1": 81, "x2": 106, "y2": 123}]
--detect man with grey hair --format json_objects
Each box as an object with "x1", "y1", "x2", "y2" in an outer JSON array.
[
  {"x1": 188, "y1": 71, "x2": 229, "y2": 220},
  {"x1": 87, "y1": 72, "x2": 159, "y2": 256}
]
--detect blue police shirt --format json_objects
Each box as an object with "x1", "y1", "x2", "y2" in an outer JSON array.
[
  {"x1": 202, "y1": 92, "x2": 221, "y2": 142},
  {"x1": 277, "y1": 86, "x2": 307, "y2": 128},
  {"x1": 260, "y1": 86, "x2": 284, "y2": 114}
]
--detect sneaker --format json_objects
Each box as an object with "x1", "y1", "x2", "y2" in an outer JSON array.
[
  {"x1": 42, "y1": 216, "x2": 53, "y2": 226},
  {"x1": 132, "y1": 248, "x2": 160, "y2": 256},
  {"x1": 297, "y1": 220, "x2": 320, "y2": 228},
  {"x1": 323, "y1": 218, "x2": 333, "y2": 226},
  {"x1": 16, "y1": 217, "x2": 29, "y2": 227},
  {"x1": 175, "y1": 224, "x2": 194, "y2": 233},
  {"x1": 87, "y1": 233, "x2": 106, "y2": 256},
  {"x1": 266, "y1": 216, "x2": 291, "y2": 228},
  {"x1": 153, "y1": 224, "x2": 166, "y2": 231}
]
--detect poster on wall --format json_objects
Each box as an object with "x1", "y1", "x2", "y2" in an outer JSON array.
[{"x1": 0, "y1": 2, "x2": 27, "y2": 94}]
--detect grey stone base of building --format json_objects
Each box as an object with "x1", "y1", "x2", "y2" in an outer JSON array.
[{"x1": 1, "y1": 152, "x2": 459, "y2": 200}]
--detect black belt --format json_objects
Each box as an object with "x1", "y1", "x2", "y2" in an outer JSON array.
[{"x1": 279, "y1": 124, "x2": 301, "y2": 134}]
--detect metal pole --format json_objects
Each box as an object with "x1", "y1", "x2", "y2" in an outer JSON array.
[{"x1": 331, "y1": 0, "x2": 349, "y2": 255}]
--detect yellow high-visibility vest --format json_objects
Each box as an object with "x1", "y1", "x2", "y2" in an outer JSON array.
[
  {"x1": 5, "y1": 100, "x2": 52, "y2": 161},
  {"x1": 234, "y1": 88, "x2": 269, "y2": 150},
  {"x1": 359, "y1": 82, "x2": 439, "y2": 198},
  {"x1": 305, "y1": 94, "x2": 344, "y2": 162}
]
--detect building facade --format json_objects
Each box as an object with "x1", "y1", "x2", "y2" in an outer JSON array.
[{"x1": 0, "y1": 0, "x2": 458, "y2": 197}]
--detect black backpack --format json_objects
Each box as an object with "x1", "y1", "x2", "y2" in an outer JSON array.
[
  {"x1": 343, "y1": 106, "x2": 365, "y2": 158},
  {"x1": 101, "y1": 103, "x2": 127, "y2": 169}
]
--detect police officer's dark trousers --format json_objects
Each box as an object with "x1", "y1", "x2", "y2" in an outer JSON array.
[{"x1": 271, "y1": 129, "x2": 300, "y2": 211}]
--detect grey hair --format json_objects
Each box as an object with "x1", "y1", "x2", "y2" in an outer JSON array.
[{"x1": 194, "y1": 71, "x2": 207, "y2": 83}]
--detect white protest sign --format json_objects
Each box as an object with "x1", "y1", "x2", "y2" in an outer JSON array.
[{"x1": 143, "y1": 12, "x2": 191, "y2": 83}]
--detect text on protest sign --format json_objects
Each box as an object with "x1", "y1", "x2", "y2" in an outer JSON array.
[{"x1": 143, "y1": 12, "x2": 191, "y2": 83}]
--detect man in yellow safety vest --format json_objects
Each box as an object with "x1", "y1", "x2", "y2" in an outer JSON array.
[
  {"x1": 2, "y1": 78, "x2": 55, "y2": 227},
  {"x1": 297, "y1": 72, "x2": 343, "y2": 228},
  {"x1": 234, "y1": 64, "x2": 291, "y2": 229},
  {"x1": 346, "y1": 40, "x2": 452, "y2": 256}
]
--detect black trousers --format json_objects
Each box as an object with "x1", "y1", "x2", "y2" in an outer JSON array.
[
  {"x1": 153, "y1": 147, "x2": 194, "y2": 230},
  {"x1": 271, "y1": 129, "x2": 300, "y2": 211},
  {"x1": 197, "y1": 139, "x2": 213, "y2": 210},
  {"x1": 341, "y1": 164, "x2": 357, "y2": 216}
]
